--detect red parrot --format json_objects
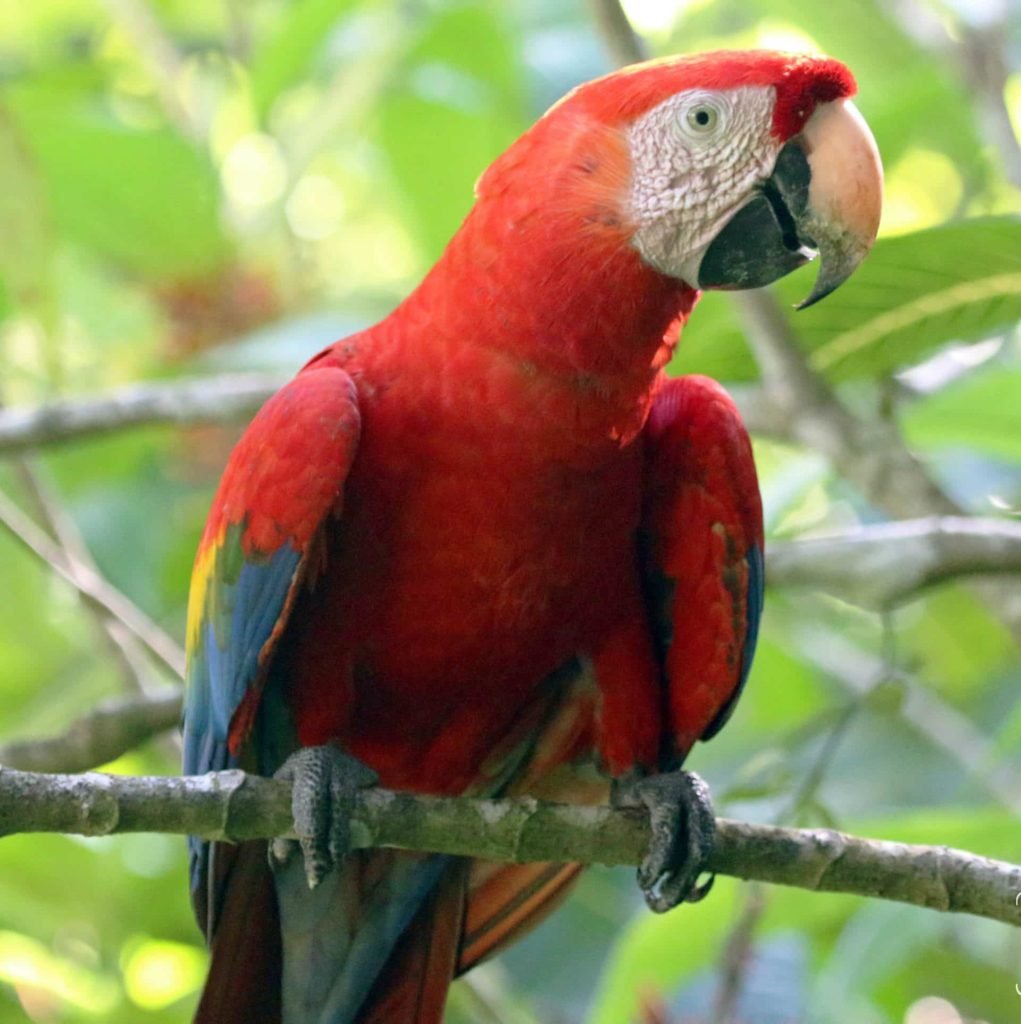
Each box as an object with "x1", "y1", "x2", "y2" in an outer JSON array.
[{"x1": 183, "y1": 50, "x2": 881, "y2": 1023}]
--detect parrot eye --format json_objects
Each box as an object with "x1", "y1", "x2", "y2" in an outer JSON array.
[
  {"x1": 675, "y1": 93, "x2": 729, "y2": 141},
  {"x1": 688, "y1": 106, "x2": 717, "y2": 131}
]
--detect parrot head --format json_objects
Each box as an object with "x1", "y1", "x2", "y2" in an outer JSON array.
[{"x1": 479, "y1": 50, "x2": 882, "y2": 309}]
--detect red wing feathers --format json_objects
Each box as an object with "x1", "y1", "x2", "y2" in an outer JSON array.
[{"x1": 641, "y1": 374, "x2": 764, "y2": 764}]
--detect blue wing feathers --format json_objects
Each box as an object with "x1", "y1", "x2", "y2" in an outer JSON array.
[
  {"x1": 742, "y1": 542, "x2": 765, "y2": 689},
  {"x1": 183, "y1": 545, "x2": 302, "y2": 778},
  {"x1": 184, "y1": 544, "x2": 304, "y2": 910}
]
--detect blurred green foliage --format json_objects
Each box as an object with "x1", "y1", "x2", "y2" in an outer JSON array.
[{"x1": 0, "y1": 1, "x2": 1019, "y2": 1022}]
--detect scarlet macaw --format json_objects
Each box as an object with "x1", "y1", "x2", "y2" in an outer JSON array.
[{"x1": 183, "y1": 49, "x2": 881, "y2": 1023}]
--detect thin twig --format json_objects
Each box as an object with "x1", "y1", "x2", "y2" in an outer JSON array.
[
  {"x1": 2, "y1": 363, "x2": 151, "y2": 692},
  {"x1": 782, "y1": 697, "x2": 860, "y2": 826},
  {"x1": 794, "y1": 622, "x2": 1021, "y2": 815},
  {"x1": 0, "y1": 488, "x2": 186, "y2": 678},
  {"x1": 712, "y1": 885, "x2": 767, "y2": 1024},
  {"x1": 0, "y1": 767, "x2": 1018, "y2": 928},
  {"x1": 99, "y1": 0, "x2": 202, "y2": 140},
  {"x1": 13, "y1": 460, "x2": 161, "y2": 697}
]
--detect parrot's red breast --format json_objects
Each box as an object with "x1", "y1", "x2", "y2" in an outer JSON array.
[{"x1": 279, "y1": 203, "x2": 699, "y2": 795}]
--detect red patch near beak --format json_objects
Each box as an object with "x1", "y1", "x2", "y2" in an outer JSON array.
[{"x1": 771, "y1": 56, "x2": 857, "y2": 139}]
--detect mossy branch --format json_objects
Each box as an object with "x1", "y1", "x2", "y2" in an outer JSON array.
[{"x1": 1, "y1": 766, "x2": 1018, "y2": 929}]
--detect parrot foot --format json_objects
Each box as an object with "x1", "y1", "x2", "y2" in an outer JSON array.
[
  {"x1": 268, "y1": 744, "x2": 378, "y2": 890},
  {"x1": 612, "y1": 769, "x2": 716, "y2": 913}
]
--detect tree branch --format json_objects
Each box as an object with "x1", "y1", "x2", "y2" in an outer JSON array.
[
  {"x1": 0, "y1": 376, "x2": 794, "y2": 456},
  {"x1": 0, "y1": 373, "x2": 282, "y2": 455},
  {"x1": 586, "y1": 0, "x2": 647, "y2": 66},
  {"x1": 0, "y1": 767, "x2": 1017, "y2": 928},
  {"x1": 0, "y1": 691, "x2": 181, "y2": 773},
  {"x1": 767, "y1": 516, "x2": 1021, "y2": 607}
]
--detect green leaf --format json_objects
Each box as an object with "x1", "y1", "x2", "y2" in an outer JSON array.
[
  {"x1": 587, "y1": 876, "x2": 739, "y2": 1024},
  {"x1": 799, "y1": 218, "x2": 1021, "y2": 379},
  {"x1": 808, "y1": 902, "x2": 937, "y2": 1023},
  {"x1": 0, "y1": 103, "x2": 54, "y2": 321},
  {"x1": 903, "y1": 364, "x2": 1021, "y2": 463},
  {"x1": 668, "y1": 289, "x2": 752, "y2": 382},
  {"x1": 378, "y1": 3, "x2": 526, "y2": 260},
  {"x1": 897, "y1": 586, "x2": 1014, "y2": 701},
  {"x1": 875, "y1": 943, "x2": 1021, "y2": 1024},
  {"x1": 5, "y1": 81, "x2": 231, "y2": 279},
  {"x1": 249, "y1": 0, "x2": 360, "y2": 119},
  {"x1": 848, "y1": 806, "x2": 1021, "y2": 859},
  {"x1": 673, "y1": 218, "x2": 1021, "y2": 384}
]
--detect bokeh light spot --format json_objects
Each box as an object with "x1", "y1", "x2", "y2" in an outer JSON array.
[
  {"x1": 222, "y1": 133, "x2": 288, "y2": 209},
  {"x1": 881, "y1": 148, "x2": 963, "y2": 236},
  {"x1": 123, "y1": 938, "x2": 206, "y2": 1010},
  {"x1": 286, "y1": 174, "x2": 347, "y2": 240},
  {"x1": 0, "y1": 930, "x2": 118, "y2": 1016}
]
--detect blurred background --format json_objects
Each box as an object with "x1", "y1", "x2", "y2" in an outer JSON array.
[{"x1": 0, "y1": 0, "x2": 1019, "y2": 1021}]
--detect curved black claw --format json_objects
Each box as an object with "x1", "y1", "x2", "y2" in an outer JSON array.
[
  {"x1": 613, "y1": 769, "x2": 716, "y2": 913},
  {"x1": 268, "y1": 744, "x2": 378, "y2": 890}
]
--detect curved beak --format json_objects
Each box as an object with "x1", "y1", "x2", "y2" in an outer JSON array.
[{"x1": 697, "y1": 99, "x2": 883, "y2": 308}]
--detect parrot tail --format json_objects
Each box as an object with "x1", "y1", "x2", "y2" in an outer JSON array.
[
  {"x1": 194, "y1": 841, "x2": 282, "y2": 1024},
  {"x1": 273, "y1": 849, "x2": 463, "y2": 1024},
  {"x1": 194, "y1": 845, "x2": 466, "y2": 1024},
  {"x1": 357, "y1": 859, "x2": 469, "y2": 1023}
]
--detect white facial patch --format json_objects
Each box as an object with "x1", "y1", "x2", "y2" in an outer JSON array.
[{"x1": 627, "y1": 85, "x2": 780, "y2": 285}]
